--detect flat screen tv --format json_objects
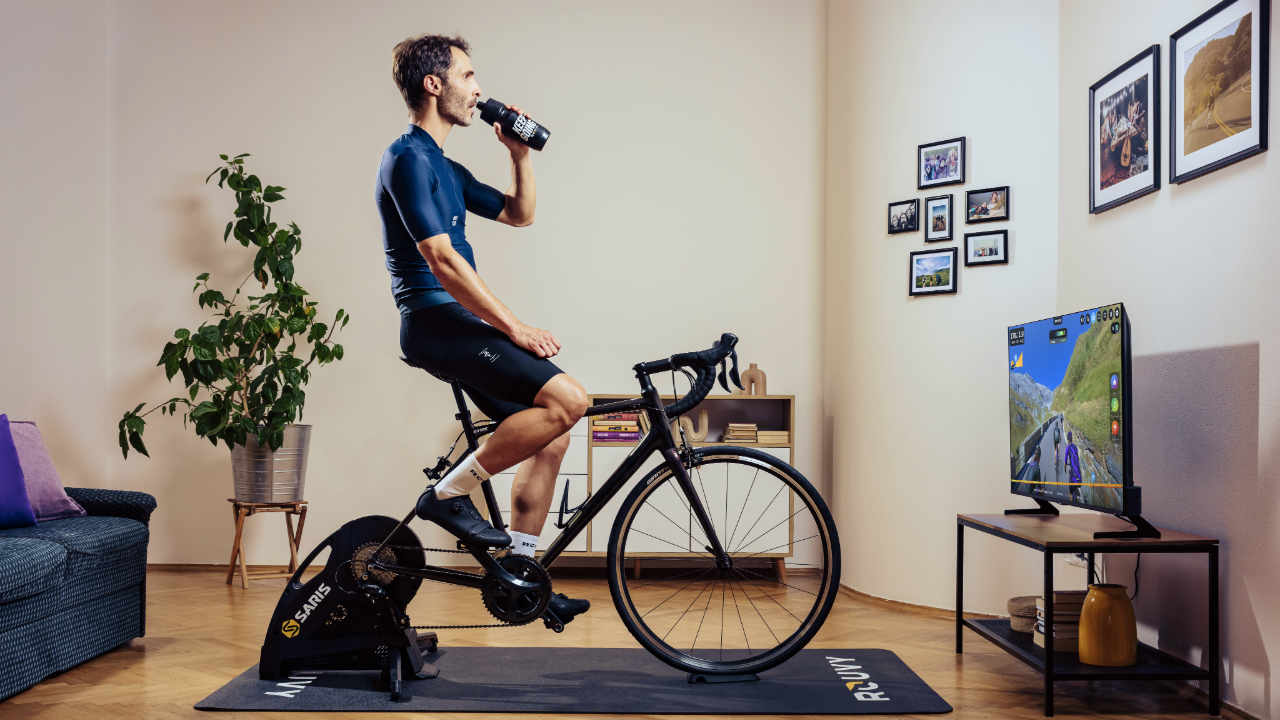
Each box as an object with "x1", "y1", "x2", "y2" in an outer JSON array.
[{"x1": 1008, "y1": 303, "x2": 1137, "y2": 516}]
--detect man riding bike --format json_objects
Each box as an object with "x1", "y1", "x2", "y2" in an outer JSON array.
[{"x1": 376, "y1": 34, "x2": 589, "y2": 624}]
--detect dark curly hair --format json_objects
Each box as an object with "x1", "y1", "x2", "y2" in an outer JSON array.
[{"x1": 392, "y1": 34, "x2": 471, "y2": 114}]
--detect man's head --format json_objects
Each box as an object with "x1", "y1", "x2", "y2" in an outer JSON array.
[{"x1": 392, "y1": 34, "x2": 481, "y2": 126}]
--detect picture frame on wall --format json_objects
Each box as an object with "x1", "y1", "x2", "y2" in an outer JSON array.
[
  {"x1": 888, "y1": 198, "x2": 919, "y2": 234},
  {"x1": 1170, "y1": 0, "x2": 1270, "y2": 184},
  {"x1": 924, "y1": 195, "x2": 953, "y2": 242},
  {"x1": 964, "y1": 230, "x2": 1009, "y2": 266},
  {"x1": 918, "y1": 137, "x2": 966, "y2": 189},
  {"x1": 1090, "y1": 45, "x2": 1161, "y2": 213},
  {"x1": 965, "y1": 186, "x2": 1010, "y2": 223},
  {"x1": 908, "y1": 247, "x2": 958, "y2": 296}
]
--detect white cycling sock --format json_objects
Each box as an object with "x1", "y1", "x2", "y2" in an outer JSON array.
[
  {"x1": 509, "y1": 530, "x2": 539, "y2": 557},
  {"x1": 434, "y1": 454, "x2": 491, "y2": 499}
]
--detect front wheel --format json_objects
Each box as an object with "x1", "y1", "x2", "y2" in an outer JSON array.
[{"x1": 606, "y1": 447, "x2": 840, "y2": 675}]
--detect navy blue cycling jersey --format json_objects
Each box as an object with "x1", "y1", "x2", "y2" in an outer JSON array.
[{"x1": 376, "y1": 124, "x2": 507, "y2": 314}]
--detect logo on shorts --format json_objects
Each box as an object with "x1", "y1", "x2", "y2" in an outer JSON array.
[
  {"x1": 479, "y1": 348, "x2": 501, "y2": 363},
  {"x1": 452, "y1": 215, "x2": 458, "y2": 226}
]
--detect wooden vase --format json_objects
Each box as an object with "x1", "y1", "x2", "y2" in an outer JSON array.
[
  {"x1": 741, "y1": 363, "x2": 767, "y2": 395},
  {"x1": 1078, "y1": 584, "x2": 1137, "y2": 666},
  {"x1": 670, "y1": 408, "x2": 709, "y2": 441}
]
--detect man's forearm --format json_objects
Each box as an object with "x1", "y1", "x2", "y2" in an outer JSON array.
[
  {"x1": 503, "y1": 152, "x2": 536, "y2": 226},
  {"x1": 427, "y1": 245, "x2": 519, "y2": 334}
]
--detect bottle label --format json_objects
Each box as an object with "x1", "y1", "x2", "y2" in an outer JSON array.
[{"x1": 512, "y1": 114, "x2": 539, "y2": 141}]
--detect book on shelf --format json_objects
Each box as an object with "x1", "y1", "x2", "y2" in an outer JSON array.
[
  {"x1": 756, "y1": 431, "x2": 790, "y2": 443},
  {"x1": 592, "y1": 431, "x2": 640, "y2": 441},
  {"x1": 598, "y1": 413, "x2": 639, "y2": 421},
  {"x1": 1035, "y1": 623, "x2": 1080, "y2": 639},
  {"x1": 1033, "y1": 631, "x2": 1078, "y2": 651},
  {"x1": 1036, "y1": 609, "x2": 1082, "y2": 621},
  {"x1": 1036, "y1": 592, "x2": 1088, "y2": 609},
  {"x1": 593, "y1": 419, "x2": 638, "y2": 427},
  {"x1": 726, "y1": 423, "x2": 758, "y2": 429},
  {"x1": 593, "y1": 425, "x2": 638, "y2": 432}
]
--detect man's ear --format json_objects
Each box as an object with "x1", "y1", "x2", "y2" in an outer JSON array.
[{"x1": 423, "y1": 74, "x2": 443, "y2": 99}]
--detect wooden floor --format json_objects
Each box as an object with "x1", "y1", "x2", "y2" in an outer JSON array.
[{"x1": 0, "y1": 567, "x2": 1215, "y2": 719}]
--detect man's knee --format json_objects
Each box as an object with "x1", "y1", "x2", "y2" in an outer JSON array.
[
  {"x1": 539, "y1": 431, "x2": 571, "y2": 460},
  {"x1": 538, "y1": 374, "x2": 587, "y2": 431}
]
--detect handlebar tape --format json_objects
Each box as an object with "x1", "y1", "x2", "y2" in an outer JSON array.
[{"x1": 649, "y1": 333, "x2": 738, "y2": 418}]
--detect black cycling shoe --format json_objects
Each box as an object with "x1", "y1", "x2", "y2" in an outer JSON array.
[
  {"x1": 415, "y1": 486, "x2": 511, "y2": 548},
  {"x1": 547, "y1": 592, "x2": 590, "y2": 625}
]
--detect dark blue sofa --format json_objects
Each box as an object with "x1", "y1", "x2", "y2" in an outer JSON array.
[{"x1": 0, "y1": 488, "x2": 156, "y2": 701}]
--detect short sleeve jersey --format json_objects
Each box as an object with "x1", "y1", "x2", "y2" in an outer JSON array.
[{"x1": 376, "y1": 125, "x2": 506, "y2": 314}]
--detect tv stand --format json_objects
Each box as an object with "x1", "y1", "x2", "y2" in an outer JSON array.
[
  {"x1": 1094, "y1": 513, "x2": 1161, "y2": 539},
  {"x1": 1005, "y1": 498, "x2": 1059, "y2": 515}
]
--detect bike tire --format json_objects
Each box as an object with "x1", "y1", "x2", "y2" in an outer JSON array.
[{"x1": 606, "y1": 446, "x2": 840, "y2": 676}]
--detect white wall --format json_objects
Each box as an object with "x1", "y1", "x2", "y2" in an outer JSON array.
[
  {"x1": 8, "y1": 0, "x2": 826, "y2": 565},
  {"x1": 824, "y1": 0, "x2": 1068, "y2": 616},
  {"x1": 0, "y1": 1, "x2": 112, "y2": 489},
  {"x1": 1058, "y1": 2, "x2": 1279, "y2": 715}
]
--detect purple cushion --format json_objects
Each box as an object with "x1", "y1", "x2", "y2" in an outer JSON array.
[
  {"x1": 8, "y1": 420, "x2": 86, "y2": 522},
  {"x1": 0, "y1": 414, "x2": 38, "y2": 529}
]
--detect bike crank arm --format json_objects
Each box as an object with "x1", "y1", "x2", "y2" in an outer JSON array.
[{"x1": 663, "y1": 448, "x2": 732, "y2": 567}]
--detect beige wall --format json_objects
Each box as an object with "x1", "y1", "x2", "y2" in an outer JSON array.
[
  {"x1": 0, "y1": 1, "x2": 112, "y2": 489},
  {"x1": 23, "y1": 0, "x2": 826, "y2": 566},
  {"x1": 1059, "y1": 2, "x2": 1279, "y2": 715},
  {"x1": 824, "y1": 0, "x2": 1070, "y2": 616}
]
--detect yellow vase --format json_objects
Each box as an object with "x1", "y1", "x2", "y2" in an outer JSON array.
[{"x1": 1078, "y1": 584, "x2": 1137, "y2": 666}]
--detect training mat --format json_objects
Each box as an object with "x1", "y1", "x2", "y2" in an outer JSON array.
[{"x1": 196, "y1": 647, "x2": 951, "y2": 714}]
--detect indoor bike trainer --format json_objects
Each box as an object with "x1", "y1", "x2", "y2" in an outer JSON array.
[{"x1": 258, "y1": 333, "x2": 842, "y2": 700}]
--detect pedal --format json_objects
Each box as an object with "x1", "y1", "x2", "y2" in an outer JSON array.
[{"x1": 542, "y1": 609, "x2": 565, "y2": 633}]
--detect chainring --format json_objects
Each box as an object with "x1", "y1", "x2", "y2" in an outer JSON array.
[
  {"x1": 351, "y1": 542, "x2": 398, "y2": 586},
  {"x1": 480, "y1": 555, "x2": 552, "y2": 625}
]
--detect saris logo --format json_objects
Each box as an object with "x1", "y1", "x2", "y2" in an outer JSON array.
[{"x1": 827, "y1": 657, "x2": 889, "y2": 701}]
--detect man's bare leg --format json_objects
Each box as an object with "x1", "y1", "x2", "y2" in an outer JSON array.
[
  {"x1": 508, "y1": 432, "x2": 570, "y2": 535},
  {"x1": 475, "y1": 374, "x2": 586, "y2": 474}
]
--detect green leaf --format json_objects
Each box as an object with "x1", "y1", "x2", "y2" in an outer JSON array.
[
  {"x1": 265, "y1": 317, "x2": 282, "y2": 337},
  {"x1": 307, "y1": 322, "x2": 327, "y2": 343},
  {"x1": 128, "y1": 431, "x2": 149, "y2": 458},
  {"x1": 264, "y1": 185, "x2": 285, "y2": 193},
  {"x1": 126, "y1": 414, "x2": 145, "y2": 434},
  {"x1": 335, "y1": 309, "x2": 344, "y2": 322},
  {"x1": 218, "y1": 168, "x2": 228, "y2": 188},
  {"x1": 332, "y1": 344, "x2": 344, "y2": 361},
  {"x1": 133, "y1": 402, "x2": 146, "y2": 414},
  {"x1": 191, "y1": 336, "x2": 217, "y2": 361},
  {"x1": 119, "y1": 424, "x2": 129, "y2": 459},
  {"x1": 341, "y1": 314, "x2": 350, "y2": 328},
  {"x1": 245, "y1": 174, "x2": 261, "y2": 192},
  {"x1": 196, "y1": 273, "x2": 210, "y2": 281},
  {"x1": 263, "y1": 192, "x2": 284, "y2": 203},
  {"x1": 165, "y1": 354, "x2": 181, "y2": 381},
  {"x1": 189, "y1": 384, "x2": 198, "y2": 401},
  {"x1": 223, "y1": 221, "x2": 233, "y2": 242},
  {"x1": 205, "y1": 168, "x2": 219, "y2": 184},
  {"x1": 175, "y1": 328, "x2": 190, "y2": 340},
  {"x1": 234, "y1": 153, "x2": 250, "y2": 159},
  {"x1": 219, "y1": 154, "x2": 229, "y2": 161},
  {"x1": 286, "y1": 316, "x2": 306, "y2": 335}
]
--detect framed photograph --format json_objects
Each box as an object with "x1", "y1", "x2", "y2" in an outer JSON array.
[
  {"x1": 908, "y1": 247, "x2": 958, "y2": 296},
  {"x1": 888, "y1": 198, "x2": 919, "y2": 234},
  {"x1": 1090, "y1": 45, "x2": 1161, "y2": 213},
  {"x1": 964, "y1": 230, "x2": 1008, "y2": 266},
  {"x1": 965, "y1": 186, "x2": 1010, "y2": 223},
  {"x1": 918, "y1": 137, "x2": 966, "y2": 189},
  {"x1": 1171, "y1": 0, "x2": 1270, "y2": 184},
  {"x1": 924, "y1": 194, "x2": 953, "y2": 242}
]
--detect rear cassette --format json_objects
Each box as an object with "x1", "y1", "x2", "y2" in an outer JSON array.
[{"x1": 481, "y1": 555, "x2": 552, "y2": 625}]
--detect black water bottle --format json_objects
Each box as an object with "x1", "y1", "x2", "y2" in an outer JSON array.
[{"x1": 477, "y1": 98, "x2": 550, "y2": 151}]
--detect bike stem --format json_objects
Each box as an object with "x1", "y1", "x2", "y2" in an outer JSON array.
[{"x1": 639, "y1": 374, "x2": 731, "y2": 568}]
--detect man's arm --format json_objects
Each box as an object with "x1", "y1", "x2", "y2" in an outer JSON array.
[
  {"x1": 416, "y1": 234, "x2": 560, "y2": 358},
  {"x1": 491, "y1": 104, "x2": 535, "y2": 227}
]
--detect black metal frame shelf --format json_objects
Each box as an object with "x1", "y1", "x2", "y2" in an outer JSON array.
[{"x1": 956, "y1": 513, "x2": 1218, "y2": 717}]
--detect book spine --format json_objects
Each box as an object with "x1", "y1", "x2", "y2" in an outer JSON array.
[
  {"x1": 593, "y1": 432, "x2": 640, "y2": 441},
  {"x1": 593, "y1": 425, "x2": 638, "y2": 432},
  {"x1": 593, "y1": 420, "x2": 638, "y2": 426},
  {"x1": 598, "y1": 413, "x2": 639, "y2": 421}
]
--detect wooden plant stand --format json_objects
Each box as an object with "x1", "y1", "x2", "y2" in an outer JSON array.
[{"x1": 226, "y1": 499, "x2": 308, "y2": 588}]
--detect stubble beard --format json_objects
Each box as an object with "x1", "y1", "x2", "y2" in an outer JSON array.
[{"x1": 439, "y1": 84, "x2": 473, "y2": 127}]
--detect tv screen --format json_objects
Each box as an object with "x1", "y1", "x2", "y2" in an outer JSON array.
[{"x1": 1008, "y1": 304, "x2": 1131, "y2": 513}]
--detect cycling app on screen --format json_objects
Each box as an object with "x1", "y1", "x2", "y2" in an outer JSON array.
[{"x1": 1008, "y1": 305, "x2": 1124, "y2": 511}]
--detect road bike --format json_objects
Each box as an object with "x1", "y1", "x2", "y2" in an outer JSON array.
[{"x1": 259, "y1": 333, "x2": 840, "y2": 697}]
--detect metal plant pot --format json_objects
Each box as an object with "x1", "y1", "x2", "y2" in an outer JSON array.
[{"x1": 230, "y1": 424, "x2": 311, "y2": 503}]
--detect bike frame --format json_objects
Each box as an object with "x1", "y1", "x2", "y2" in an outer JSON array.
[{"x1": 370, "y1": 369, "x2": 730, "y2": 591}]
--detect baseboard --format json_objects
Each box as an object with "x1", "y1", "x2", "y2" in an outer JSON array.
[
  {"x1": 1158, "y1": 679, "x2": 1254, "y2": 720},
  {"x1": 838, "y1": 583, "x2": 998, "y2": 621}
]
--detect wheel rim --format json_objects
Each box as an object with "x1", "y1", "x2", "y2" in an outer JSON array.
[{"x1": 612, "y1": 453, "x2": 836, "y2": 672}]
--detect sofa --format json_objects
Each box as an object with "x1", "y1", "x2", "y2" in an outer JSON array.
[{"x1": 0, "y1": 487, "x2": 156, "y2": 701}]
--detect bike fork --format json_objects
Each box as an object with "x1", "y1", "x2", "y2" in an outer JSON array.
[{"x1": 663, "y1": 449, "x2": 731, "y2": 567}]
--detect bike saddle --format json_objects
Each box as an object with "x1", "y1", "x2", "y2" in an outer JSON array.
[{"x1": 399, "y1": 355, "x2": 454, "y2": 385}]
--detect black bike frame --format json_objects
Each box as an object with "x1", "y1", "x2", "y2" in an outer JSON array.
[{"x1": 375, "y1": 369, "x2": 730, "y2": 588}]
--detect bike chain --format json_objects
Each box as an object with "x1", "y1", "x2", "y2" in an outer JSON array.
[{"x1": 379, "y1": 544, "x2": 527, "y2": 631}]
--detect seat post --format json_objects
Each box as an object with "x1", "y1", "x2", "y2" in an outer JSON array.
[{"x1": 451, "y1": 381, "x2": 482, "y2": 450}]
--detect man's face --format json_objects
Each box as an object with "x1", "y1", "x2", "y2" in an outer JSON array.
[{"x1": 434, "y1": 46, "x2": 481, "y2": 127}]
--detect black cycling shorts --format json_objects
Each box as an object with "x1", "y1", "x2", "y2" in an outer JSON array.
[{"x1": 400, "y1": 302, "x2": 563, "y2": 422}]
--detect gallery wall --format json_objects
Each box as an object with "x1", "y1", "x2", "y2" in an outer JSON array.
[
  {"x1": 823, "y1": 0, "x2": 1070, "y2": 618},
  {"x1": 1058, "y1": 2, "x2": 1279, "y2": 716},
  {"x1": 3, "y1": 0, "x2": 827, "y2": 566}
]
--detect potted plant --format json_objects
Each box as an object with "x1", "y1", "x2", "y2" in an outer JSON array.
[{"x1": 118, "y1": 153, "x2": 349, "y2": 502}]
